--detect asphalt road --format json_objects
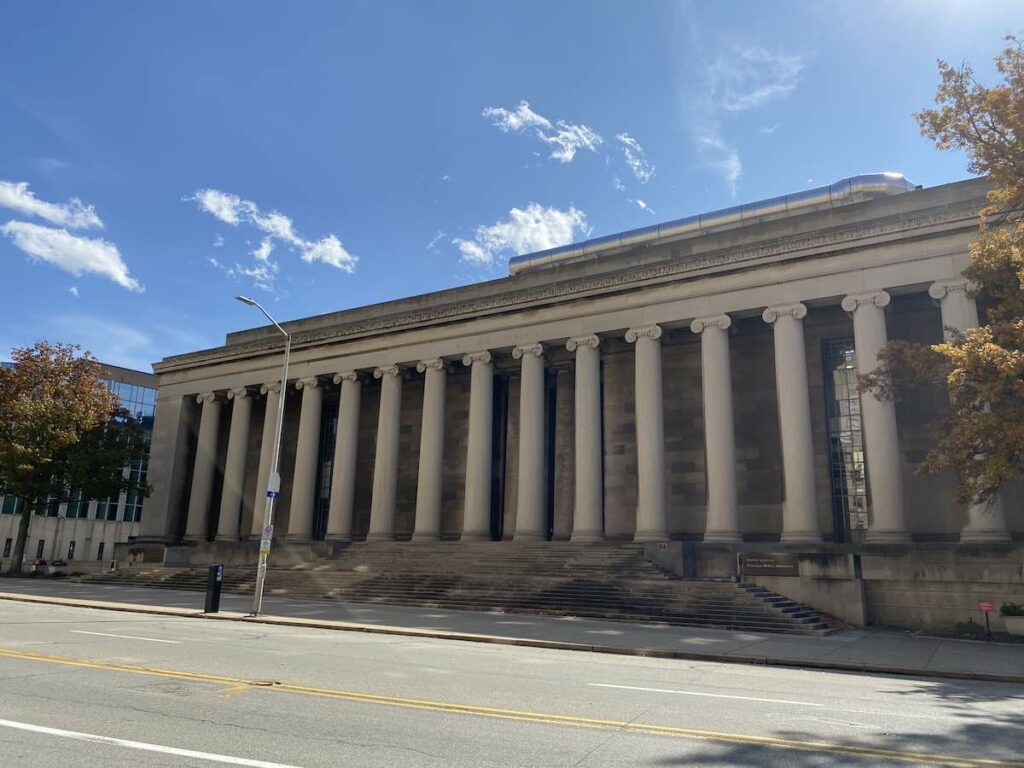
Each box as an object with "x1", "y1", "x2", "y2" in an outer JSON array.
[{"x1": 0, "y1": 600, "x2": 1021, "y2": 767}]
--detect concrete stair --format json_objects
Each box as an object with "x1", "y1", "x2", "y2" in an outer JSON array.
[{"x1": 85, "y1": 542, "x2": 838, "y2": 635}]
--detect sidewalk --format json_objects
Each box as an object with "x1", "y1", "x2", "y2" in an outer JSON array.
[{"x1": 2, "y1": 577, "x2": 1023, "y2": 684}]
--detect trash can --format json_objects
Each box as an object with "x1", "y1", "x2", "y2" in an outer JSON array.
[{"x1": 205, "y1": 564, "x2": 224, "y2": 613}]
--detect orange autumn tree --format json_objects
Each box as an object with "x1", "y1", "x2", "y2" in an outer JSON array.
[
  {"x1": 860, "y1": 36, "x2": 1024, "y2": 505},
  {"x1": 0, "y1": 342, "x2": 150, "y2": 573}
]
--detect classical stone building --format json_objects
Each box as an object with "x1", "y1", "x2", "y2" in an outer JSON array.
[{"x1": 137, "y1": 174, "x2": 1023, "y2": 630}]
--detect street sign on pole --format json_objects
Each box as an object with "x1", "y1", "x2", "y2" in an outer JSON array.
[{"x1": 979, "y1": 600, "x2": 994, "y2": 638}]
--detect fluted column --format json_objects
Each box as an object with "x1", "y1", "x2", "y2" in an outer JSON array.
[
  {"x1": 930, "y1": 280, "x2": 1010, "y2": 543},
  {"x1": 326, "y1": 371, "x2": 361, "y2": 541},
  {"x1": 691, "y1": 316, "x2": 741, "y2": 543},
  {"x1": 287, "y1": 377, "x2": 323, "y2": 540},
  {"x1": 842, "y1": 290, "x2": 908, "y2": 543},
  {"x1": 185, "y1": 392, "x2": 222, "y2": 541},
  {"x1": 216, "y1": 387, "x2": 253, "y2": 541},
  {"x1": 368, "y1": 365, "x2": 403, "y2": 540},
  {"x1": 462, "y1": 351, "x2": 494, "y2": 541},
  {"x1": 250, "y1": 382, "x2": 281, "y2": 538},
  {"x1": 513, "y1": 343, "x2": 546, "y2": 540},
  {"x1": 763, "y1": 304, "x2": 822, "y2": 544},
  {"x1": 626, "y1": 326, "x2": 668, "y2": 541},
  {"x1": 413, "y1": 359, "x2": 446, "y2": 541},
  {"x1": 567, "y1": 334, "x2": 603, "y2": 542}
]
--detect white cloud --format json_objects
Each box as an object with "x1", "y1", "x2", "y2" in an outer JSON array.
[
  {"x1": 1, "y1": 220, "x2": 142, "y2": 292},
  {"x1": 482, "y1": 100, "x2": 602, "y2": 163},
  {"x1": 682, "y1": 42, "x2": 804, "y2": 196},
  {"x1": 760, "y1": 123, "x2": 780, "y2": 136},
  {"x1": 213, "y1": 234, "x2": 225, "y2": 247},
  {"x1": 68, "y1": 286, "x2": 79, "y2": 297},
  {"x1": 482, "y1": 101, "x2": 552, "y2": 133},
  {"x1": 188, "y1": 188, "x2": 358, "y2": 287},
  {"x1": 251, "y1": 237, "x2": 274, "y2": 263},
  {"x1": 709, "y1": 47, "x2": 804, "y2": 112},
  {"x1": 426, "y1": 230, "x2": 447, "y2": 252},
  {"x1": 616, "y1": 134, "x2": 655, "y2": 184},
  {"x1": 629, "y1": 199, "x2": 656, "y2": 216},
  {"x1": 696, "y1": 134, "x2": 742, "y2": 196},
  {"x1": 0, "y1": 180, "x2": 103, "y2": 229},
  {"x1": 612, "y1": 176, "x2": 626, "y2": 192},
  {"x1": 454, "y1": 203, "x2": 589, "y2": 266}
]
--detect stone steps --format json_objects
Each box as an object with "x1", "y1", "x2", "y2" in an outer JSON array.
[{"x1": 88, "y1": 543, "x2": 838, "y2": 635}]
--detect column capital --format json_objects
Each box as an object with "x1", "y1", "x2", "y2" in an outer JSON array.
[
  {"x1": 762, "y1": 302, "x2": 807, "y2": 324},
  {"x1": 333, "y1": 371, "x2": 361, "y2": 384},
  {"x1": 928, "y1": 278, "x2": 971, "y2": 301},
  {"x1": 566, "y1": 334, "x2": 599, "y2": 352},
  {"x1": 625, "y1": 325, "x2": 662, "y2": 343},
  {"x1": 690, "y1": 314, "x2": 731, "y2": 334},
  {"x1": 512, "y1": 342, "x2": 544, "y2": 359},
  {"x1": 259, "y1": 381, "x2": 282, "y2": 395},
  {"x1": 417, "y1": 357, "x2": 446, "y2": 373},
  {"x1": 374, "y1": 364, "x2": 403, "y2": 379},
  {"x1": 195, "y1": 391, "x2": 219, "y2": 404},
  {"x1": 841, "y1": 290, "x2": 890, "y2": 313},
  {"x1": 226, "y1": 387, "x2": 252, "y2": 400},
  {"x1": 462, "y1": 350, "x2": 492, "y2": 366},
  {"x1": 295, "y1": 376, "x2": 321, "y2": 391}
]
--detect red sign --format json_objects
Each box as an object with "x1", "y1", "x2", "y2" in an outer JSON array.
[{"x1": 978, "y1": 601, "x2": 994, "y2": 613}]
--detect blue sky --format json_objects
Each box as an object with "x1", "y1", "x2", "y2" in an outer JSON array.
[{"x1": 0, "y1": 1, "x2": 1018, "y2": 371}]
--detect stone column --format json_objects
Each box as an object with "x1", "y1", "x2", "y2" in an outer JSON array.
[
  {"x1": 216, "y1": 387, "x2": 253, "y2": 541},
  {"x1": 250, "y1": 382, "x2": 281, "y2": 538},
  {"x1": 287, "y1": 377, "x2": 323, "y2": 541},
  {"x1": 368, "y1": 365, "x2": 403, "y2": 540},
  {"x1": 842, "y1": 290, "x2": 908, "y2": 543},
  {"x1": 512, "y1": 343, "x2": 546, "y2": 540},
  {"x1": 625, "y1": 326, "x2": 668, "y2": 541},
  {"x1": 462, "y1": 351, "x2": 494, "y2": 541},
  {"x1": 763, "y1": 304, "x2": 822, "y2": 544},
  {"x1": 185, "y1": 392, "x2": 222, "y2": 541},
  {"x1": 929, "y1": 280, "x2": 1011, "y2": 543},
  {"x1": 326, "y1": 372, "x2": 361, "y2": 541},
  {"x1": 567, "y1": 334, "x2": 603, "y2": 542},
  {"x1": 691, "y1": 316, "x2": 741, "y2": 543},
  {"x1": 413, "y1": 359, "x2": 446, "y2": 541}
]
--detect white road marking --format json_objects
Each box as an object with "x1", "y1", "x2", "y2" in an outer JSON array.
[
  {"x1": 71, "y1": 630, "x2": 181, "y2": 644},
  {"x1": 589, "y1": 682, "x2": 823, "y2": 707},
  {"x1": 0, "y1": 718, "x2": 303, "y2": 767}
]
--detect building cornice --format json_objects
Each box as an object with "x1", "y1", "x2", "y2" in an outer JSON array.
[{"x1": 155, "y1": 191, "x2": 983, "y2": 374}]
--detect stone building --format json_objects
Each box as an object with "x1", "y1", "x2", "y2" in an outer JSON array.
[{"x1": 136, "y1": 174, "x2": 1023, "y2": 630}]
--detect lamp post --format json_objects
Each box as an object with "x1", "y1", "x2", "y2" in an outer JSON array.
[{"x1": 235, "y1": 295, "x2": 290, "y2": 616}]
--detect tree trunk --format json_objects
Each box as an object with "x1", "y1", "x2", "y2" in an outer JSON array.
[{"x1": 8, "y1": 502, "x2": 33, "y2": 575}]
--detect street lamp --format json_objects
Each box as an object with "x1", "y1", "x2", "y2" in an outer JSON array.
[{"x1": 235, "y1": 295, "x2": 290, "y2": 616}]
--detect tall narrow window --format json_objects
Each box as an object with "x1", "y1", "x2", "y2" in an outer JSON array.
[{"x1": 822, "y1": 338, "x2": 869, "y2": 540}]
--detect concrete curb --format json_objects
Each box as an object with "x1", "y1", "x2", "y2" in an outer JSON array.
[{"x1": 2, "y1": 591, "x2": 1022, "y2": 685}]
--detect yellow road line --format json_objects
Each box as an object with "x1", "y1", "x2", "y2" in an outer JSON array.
[{"x1": 0, "y1": 646, "x2": 1018, "y2": 768}]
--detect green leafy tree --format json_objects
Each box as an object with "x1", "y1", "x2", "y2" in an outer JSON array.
[
  {"x1": 0, "y1": 342, "x2": 151, "y2": 573},
  {"x1": 860, "y1": 36, "x2": 1024, "y2": 504}
]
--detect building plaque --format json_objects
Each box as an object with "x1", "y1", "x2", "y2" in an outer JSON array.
[{"x1": 738, "y1": 553, "x2": 799, "y2": 577}]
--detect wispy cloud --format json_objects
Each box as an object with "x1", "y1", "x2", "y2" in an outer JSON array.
[
  {"x1": 616, "y1": 134, "x2": 655, "y2": 184},
  {"x1": 1, "y1": 220, "x2": 142, "y2": 292},
  {"x1": 612, "y1": 176, "x2": 626, "y2": 193},
  {"x1": 482, "y1": 100, "x2": 602, "y2": 163},
  {"x1": 213, "y1": 234, "x2": 225, "y2": 247},
  {"x1": 0, "y1": 180, "x2": 103, "y2": 229},
  {"x1": 709, "y1": 47, "x2": 804, "y2": 113},
  {"x1": 68, "y1": 286, "x2": 79, "y2": 298},
  {"x1": 187, "y1": 188, "x2": 358, "y2": 289},
  {"x1": 629, "y1": 199, "x2": 656, "y2": 216},
  {"x1": 683, "y1": 42, "x2": 805, "y2": 196},
  {"x1": 454, "y1": 203, "x2": 589, "y2": 267},
  {"x1": 426, "y1": 230, "x2": 447, "y2": 252},
  {"x1": 760, "y1": 123, "x2": 781, "y2": 136}
]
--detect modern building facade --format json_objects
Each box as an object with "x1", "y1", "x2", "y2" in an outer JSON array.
[
  {"x1": 136, "y1": 174, "x2": 1023, "y2": 629},
  {"x1": 0, "y1": 364, "x2": 157, "y2": 570}
]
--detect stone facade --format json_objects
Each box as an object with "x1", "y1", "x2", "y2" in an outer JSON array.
[{"x1": 135, "y1": 176, "x2": 1023, "y2": 627}]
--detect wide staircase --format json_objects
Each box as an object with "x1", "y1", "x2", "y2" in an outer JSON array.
[{"x1": 85, "y1": 542, "x2": 839, "y2": 635}]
